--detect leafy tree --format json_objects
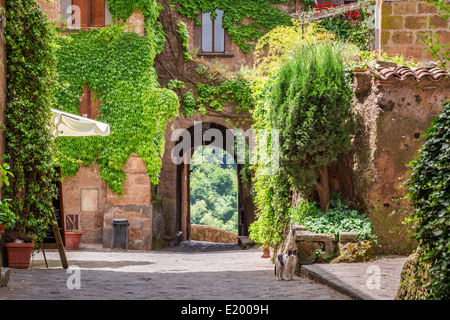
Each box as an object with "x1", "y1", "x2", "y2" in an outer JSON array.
[
  {"x1": 270, "y1": 41, "x2": 354, "y2": 211},
  {"x1": 190, "y1": 147, "x2": 238, "y2": 233}
]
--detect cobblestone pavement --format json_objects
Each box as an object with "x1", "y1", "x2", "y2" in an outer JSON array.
[{"x1": 0, "y1": 241, "x2": 350, "y2": 300}]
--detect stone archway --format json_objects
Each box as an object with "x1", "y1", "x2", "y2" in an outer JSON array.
[
  {"x1": 153, "y1": 117, "x2": 255, "y2": 248},
  {"x1": 174, "y1": 122, "x2": 253, "y2": 242}
]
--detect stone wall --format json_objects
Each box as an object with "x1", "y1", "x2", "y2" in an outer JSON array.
[
  {"x1": 61, "y1": 154, "x2": 153, "y2": 250},
  {"x1": 190, "y1": 224, "x2": 237, "y2": 243},
  {"x1": 352, "y1": 66, "x2": 449, "y2": 255},
  {"x1": 378, "y1": 0, "x2": 449, "y2": 61}
]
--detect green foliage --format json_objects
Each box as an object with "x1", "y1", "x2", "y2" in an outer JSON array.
[
  {"x1": 317, "y1": 6, "x2": 374, "y2": 51},
  {"x1": 190, "y1": 147, "x2": 238, "y2": 233},
  {"x1": 405, "y1": 100, "x2": 450, "y2": 300},
  {"x1": 167, "y1": 78, "x2": 186, "y2": 90},
  {"x1": 2, "y1": 0, "x2": 58, "y2": 243},
  {"x1": 270, "y1": 40, "x2": 354, "y2": 194},
  {"x1": 54, "y1": 1, "x2": 179, "y2": 194},
  {"x1": 196, "y1": 78, "x2": 253, "y2": 114},
  {"x1": 254, "y1": 21, "x2": 336, "y2": 75},
  {"x1": 0, "y1": 199, "x2": 17, "y2": 229},
  {"x1": 177, "y1": 20, "x2": 194, "y2": 61},
  {"x1": 171, "y1": 0, "x2": 293, "y2": 53},
  {"x1": 290, "y1": 196, "x2": 377, "y2": 243},
  {"x1": 248, "y1": 75, "x2": 292, "y2": 248},
  {"x1": 0, "y1": 163, "x2": 14, "y2": 187},
  {"x1": 182, "y1": 91, "x2": 197, "y2": 118}
]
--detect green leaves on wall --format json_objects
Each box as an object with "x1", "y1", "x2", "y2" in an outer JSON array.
[{"x1": 54, "y1": 1, "x2": 179, "y2": 195}]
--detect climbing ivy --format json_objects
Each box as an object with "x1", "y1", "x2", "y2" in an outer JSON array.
[
  {"x1": 405, "y1": 100, "x2": 450, "y2": 300},
  {"x1": 196, "y1": 78, "x2": 253, "y2": 114},
  {"x1": 54, "y1": 1, "x2": 179, "y2": 195},
  {"x1": 170, "y1": 0, "x2": 294, "y2": 53},
  {"x1": 176, "y1": 20, "x2": 194, "y2": 61}
]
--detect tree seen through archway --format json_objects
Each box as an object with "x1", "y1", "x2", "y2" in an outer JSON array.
[{"x1": 190, "y1": 146, "x2": 238, "y2": 234}]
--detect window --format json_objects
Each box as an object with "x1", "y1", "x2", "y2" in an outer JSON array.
[
  {"x1": 68, "y1": 0, "x2": 109, "y2": 28},
  {"x1": 201, "y1": 9, "x2": 225, "y2": 53}
]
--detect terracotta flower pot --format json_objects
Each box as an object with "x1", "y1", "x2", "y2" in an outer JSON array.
[
  {"x1": 65, "y1": 231, "x2": 83, "y2": 250},
  {"x1": 5, "y1": 242, "x2": 35, "y2": 269},
  {"x1": 0, "y1": 223, "x2": 6, "y2": 235},
  {"x1": 261, "y1": 247, "x2": 270, "y2": 258}
]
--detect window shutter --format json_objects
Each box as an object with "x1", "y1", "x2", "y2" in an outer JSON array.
[
  {"x1": 79, "y1": 84, "x2": 101, "y2": 119},
  {"x1": 91, "y1": 0, "x2": 106, "y2": 27},
  {"x1": 194, "y1": 14, "x2": 202, "y2": 50},
  {"x1": 72, "y1": 0, "x2": 90, "y2": 27},
  {"x1": 79, "y1": 84, "x2": 91, "y2": 118}
]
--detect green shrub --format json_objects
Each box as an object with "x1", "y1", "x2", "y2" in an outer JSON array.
[
  {"x1": 290, "y1": 196, "x2": 377, "y2": 243},
  {"x1": 405, "y1": 100, "x2": 450, "y2": 300},
  {"x1": 270, "y1": 40, "x2": 354, "y2": 211}
]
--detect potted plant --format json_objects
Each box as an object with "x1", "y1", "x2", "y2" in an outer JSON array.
[{"x1": 65, "y1": 228, "x2": 83, "y2": 250}]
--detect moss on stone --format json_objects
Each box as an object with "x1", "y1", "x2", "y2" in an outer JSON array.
[{"x1": 330, "y1": 240, "x2": 374, "y2": 263}]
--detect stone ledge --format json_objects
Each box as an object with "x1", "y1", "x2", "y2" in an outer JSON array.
[
  {"x1": 339, "y1": 231, "x2": 358, "y2": 243},
  {"x1": 237, "y1": 236, "x2": 256, "y2": 249},
  {"x1": 295, "y1": 230, "x2": 336, "y2": 242}
]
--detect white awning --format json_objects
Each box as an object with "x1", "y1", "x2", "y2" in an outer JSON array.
[{"x1": 51, "y1": 108, "x2": 110, "y2": 138}]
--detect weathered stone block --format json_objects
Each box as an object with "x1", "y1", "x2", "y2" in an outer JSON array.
[
  {"x1": 381, "y1": 2, "x2": 392, "y2": 16},
  {"x1": 353, "y1": 72, "x2": 372, "y2": 94},
  {"x1": 429, "y1": 15, "x2": 449, "y2": 29},
  {"x1": 331, "y1": 240, "x2": 374, "y2": 263},
  {"x1": 381, "y1": 16, "x2": 404, "y2": 30},
  {"x1": 295, "y1": 230, "x2": 335, "y2": 242},
  {"x1": 417, "y1": 2, "x2": 437, "y2": 14},
  {"x1": 392, "y1": 2, "x2": 416, "y2": 15},
  {"x1": 237, "y1": 236, "x2": 255, "y2": 248},
  {"x1": 404, "y1": 16, "x2": 427, "y2": 29},
  {"x1": 381, "y1": 30, "x2": 391, "y2": 45},
  {"x1": 339, "y1": 231, "x2": 358, "y2": 243},
  {"x1": 297, "y1": 241, "x2": 321, "y2": 265},
  {"x1": 291, "y1": 224, "x2": 307, "y2": 232},
  {"x1": 391, "y1": 31, "x2": 414, "y2": 44}
]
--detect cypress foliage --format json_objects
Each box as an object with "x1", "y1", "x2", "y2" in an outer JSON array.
[{"x1": 270, "y1": 41, "x2": 354, "y2": 210}]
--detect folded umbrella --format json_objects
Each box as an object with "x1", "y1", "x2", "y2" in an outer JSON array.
[{"x1": 51, "y1": 108, "x2": 110, "y2": 138}]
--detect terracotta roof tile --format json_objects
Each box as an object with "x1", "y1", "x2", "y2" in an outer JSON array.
[{"x1": 368, "y1": 65, "x2": 449, "y2": 82}]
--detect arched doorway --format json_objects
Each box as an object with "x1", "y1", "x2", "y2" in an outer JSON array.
[
  {"x1": 173, "y1": 122, "x2": 254, "y2": 242},
  {"x1": 190, "y1": 146, "x2": 238, "y2": 238}
]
